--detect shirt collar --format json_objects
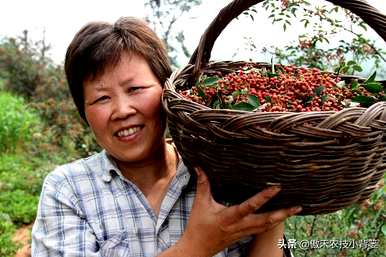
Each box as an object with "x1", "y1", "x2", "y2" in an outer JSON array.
[
  {"x1": 99, "y1": 149, "x2": 191, "y2": 187},
  {"x1": 174, "y1": 158, "x2": 190, "y2": 188},
  {"x1": 100, "y1": 150, "x2": 119, "y2": 182}
]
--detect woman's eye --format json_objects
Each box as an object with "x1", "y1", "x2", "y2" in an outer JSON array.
[
  {"x1": 128, "y1": 86, "x2": 143, "y2": 93},
  {"x1": 93, "y1": 95, "x2": 110, "y2": 104}
]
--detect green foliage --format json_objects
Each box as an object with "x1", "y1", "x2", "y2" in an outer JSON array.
[
  {"x1": 0, "y1": 36, "x2": 99, "y2": 158},
  {"x1": 0, "y1": 77, "x2": 5, "y2": 90},
  {"x1": 348, "y1": 71, "x2": 386, "y2": 107},
  {"x1": 0, "y1": 154, "x2": 49, "y2": 196},
  {"x1": 0, "y1": 32, "x2": 101, "y2": 255},
  {"x1": 0, "y1": 214, "x2": 18, "y2": 257},
  {"x1": 145, "y1": 0, "x2": 202, "y2": 67},
  {"x1": 0, "y1": 190, "x2": 38, "y2": 225},
  {"x1": 286, "y1": 184, "x2": 385, "y2": 257},
  {"x1": 0, "y1": 36, "x2": 45, "y2": 98},
  {"x1": 30, "y1": 64, "x2": 100, "y2": 158},
  {"x1": 0, "y1": 91, "x2": 40, "y2": 153},
  {"x1": 259, "y1": 0, "x2": 386, "y2": 73},
  {"x1": 0, "y1": 154, "x2": 45, "y2": 227},
  {"x1": 335, "y1": 60, "x2": 363, "y2": 75},
  {"x1": 0, "y1": 149, "x2": 74, "y2": 254}
]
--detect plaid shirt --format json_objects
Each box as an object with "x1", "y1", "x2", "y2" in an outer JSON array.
[{"x1": 32, "y1": 150, "x2": 251, "y2": 257}]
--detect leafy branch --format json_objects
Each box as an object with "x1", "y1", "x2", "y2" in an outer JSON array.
[
  {"x1": 256, "y1": 0, "x2": 386, "y2": 72},
  {"x1": 145, "y1": 0, "x2": 202, "y2": 68}
]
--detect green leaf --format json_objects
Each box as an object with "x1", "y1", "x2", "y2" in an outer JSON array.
[
  {"x1": 203, "y1": 77, "x2": 219, "y2": 87},
  {"x1": 211, "y1": 94, "x2": 222, "y2": 109},
  {"x1": 247, "y1": 95, "x2": 260, "y2": 108},
  {"x1": 291, "y1": 8, "x2": 297, "y2": 16},
  {"x1": 212, "y1": 99, "x2": 221, "y2": 109},
  {"x1": 267, "y1": 72, "x2": 278, "y2": 78},
  {"x1": 363, "y1": 81, "x2": 383, "y2": 94},
  {"x1": 340, "y1": 66, "x2": 349, "y2": 74},
  {"x1": 352, "y1": 95, "x2": 375, "y2": 107},
  {"x1": 365, "y1": 71, "x2": 377, "y2": 83},
  {"x1": 197, "y1": 88, "x2": 205, "y2": 98},
  {"x1": 359, "y1": 21, "x2": 368, "y2": 31},
  {"x1": 232, "y1": 89, "x2": 249, "y2": 97},
  {"x1": 232, "y1": 90, "x2": 242, "y2": 97},
  {"x1": 304, "y1": 95, "x2": 313, "y2": 105},
  {"x1": 315, "y1": 86, "x2": 325, "y2": 97},
  {"x1": 304, "y1": 20, "x2": 309, "y2": 28},
  {"x1": 232, "y1": 102, "x2": 255, "y2": 111},
  {"x1": 382, "y1": 224, "x2": 386, "y2": 236},
  {"x1": 347, "y1": 60, "x2": 357, "y2": 66},
  {"x1": 351, "y1": 80, "x2": 359, "y2": 90},
  {"x1": 273, "y1": 18, "x2": 283, "y2": 23},
  {"x1": 353, "y1": 65, "x2": 363, "y2": 72}
]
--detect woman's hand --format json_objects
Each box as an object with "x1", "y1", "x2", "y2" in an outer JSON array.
[{"x1": 175, "y1": 167, "x2": 301, "y2": 257}]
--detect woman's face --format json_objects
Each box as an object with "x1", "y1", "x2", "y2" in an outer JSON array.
[{"x1": 83, "y1": 53, "x2": 164, "y2": 164}]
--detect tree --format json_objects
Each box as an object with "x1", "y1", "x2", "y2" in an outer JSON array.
[
  {"x1": 0, "y1": 34, "x2": 99, "y2": 157},
  {"x1": 0, "y1": 35, "x2": 44, "y2": 98},
  {"x1": 144, "y1": 0, "x2": 202, "y2": 68},
  {"x1": 246, "y1": 0, "x2": 386, "y2": 77}
]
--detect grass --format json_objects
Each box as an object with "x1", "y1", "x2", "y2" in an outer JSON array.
[
  {"x1": 0, "y1": 91, "x2": 40, "y2": 153},
  {"x1": 0, "y1": 213, "x2": 19, "y2": 257},
  {"x1": 0, "y1": 91, "x2": 80, "y2": 254}
]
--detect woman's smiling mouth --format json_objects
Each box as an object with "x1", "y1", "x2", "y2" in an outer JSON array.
[{"x1": 116, "y1": 126, "x2": 143, "y2": 138}]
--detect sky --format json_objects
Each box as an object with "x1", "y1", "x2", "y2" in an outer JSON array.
[{"x1": 1, "y1": 0, "x2": 386, "y2": 67}]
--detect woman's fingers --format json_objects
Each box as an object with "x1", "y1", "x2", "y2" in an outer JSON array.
[
  {"x1": 220, "y1": 186, "x2": 282, "y2": 225},
  {"x1": 230, "y1": 206, "x2": 302, "y2": 238},
  {"x1": 185, "y1": 168, "x2": 302, "y2": 256},
  {"x1": 257, "y1": 206, "x2": 302, "y2": 227},
  {"x1": 193, "y1": 167, "x2": 212, "y2": 203}
]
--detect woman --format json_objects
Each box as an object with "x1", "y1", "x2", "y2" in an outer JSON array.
[{"x1": 32, "y1": 17, "x2": 301, "y2": 257}]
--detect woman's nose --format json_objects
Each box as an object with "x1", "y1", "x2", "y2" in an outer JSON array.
[{"x1": 111, "y1": 96, "x2": 136, "y2": 120}]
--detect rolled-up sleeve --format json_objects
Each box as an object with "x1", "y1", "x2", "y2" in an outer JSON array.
[{"x1": 226, "y1": 236, "x2": 253, "y2": 257}]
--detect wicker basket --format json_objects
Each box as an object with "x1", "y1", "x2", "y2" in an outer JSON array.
[{"x1": 162, "y1": 0, "x2": 386, "y2": 215}]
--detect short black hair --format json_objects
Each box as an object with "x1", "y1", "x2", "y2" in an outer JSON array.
[{"x1": 64, "y1": 17, "x2": 172, "y2": 122}]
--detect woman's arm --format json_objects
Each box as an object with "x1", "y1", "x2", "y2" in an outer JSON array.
[
  {"x1": 246, "y1": 222, "x2": 285, "y2": 257},
  {"x1": 158, "y1": 168, "x2": 301, "y2": 257}
]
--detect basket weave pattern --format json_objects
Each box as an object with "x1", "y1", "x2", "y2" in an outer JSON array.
[{"x1": 162, "y1": 0, "x2": 386, "y2": 215}]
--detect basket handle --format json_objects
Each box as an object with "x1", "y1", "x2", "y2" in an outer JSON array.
[{"x1": 189, "y1": 0, "x2": 386, "y2": 82}]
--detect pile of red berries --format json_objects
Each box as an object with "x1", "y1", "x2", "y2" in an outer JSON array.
[{"x1": 180, "y1": 64, "x2": 382, "y2": 112}]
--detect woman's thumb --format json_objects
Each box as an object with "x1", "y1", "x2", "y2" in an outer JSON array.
[{"x1": 194, "y1": 167, "x2": 211, "y2": 200}]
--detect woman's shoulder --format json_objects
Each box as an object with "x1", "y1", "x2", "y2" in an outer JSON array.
[{"x1": 43, "y1": 151, "x2": 107, "y2": 188}]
